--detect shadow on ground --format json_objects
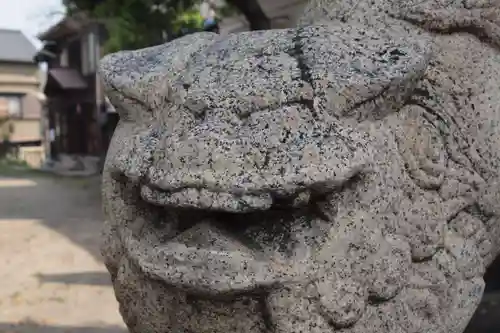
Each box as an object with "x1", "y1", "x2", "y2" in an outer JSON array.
[{"x1": 0, "y1": 321, "x2": 125, "y2": 333}]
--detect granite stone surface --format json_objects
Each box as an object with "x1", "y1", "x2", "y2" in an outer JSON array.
[{"x1": 99, "y1": 0, "x2": 500, "y2": 332}]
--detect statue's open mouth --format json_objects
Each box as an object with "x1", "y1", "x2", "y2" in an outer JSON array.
[{"x1": 119, "y1": 175, "x2": 342, "y2": 295}]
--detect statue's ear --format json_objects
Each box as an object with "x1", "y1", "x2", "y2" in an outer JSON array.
[
  {"x1": 296, "y1": 24, "x2": 433, "y2": 121},
  {"x1": 99, "y1": 33, "x2": 218, "y2": 121},
  {"x1": 396, "y1": 1, "x2": 500, "y2": 48}
]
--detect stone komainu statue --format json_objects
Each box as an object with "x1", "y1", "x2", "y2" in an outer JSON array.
[{"x1": 99, "y1": 0, "x2": 500, "y2": 332}]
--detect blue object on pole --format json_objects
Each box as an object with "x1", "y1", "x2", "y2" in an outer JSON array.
[{"x1": 203, "y1": 18, "x2": 216, "y2": 29}]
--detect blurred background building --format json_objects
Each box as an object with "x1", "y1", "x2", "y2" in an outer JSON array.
[{"x1": 0, "y1": 29, "x2": 45, "y2": 167}]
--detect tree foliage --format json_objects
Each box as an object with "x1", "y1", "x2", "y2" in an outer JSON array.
[
  {"x1": 64, "y1": 0, "x2": 269, "y2": 53},
  {"x1": 65, "y1": 0, "x2": 199, "y2": 53}
]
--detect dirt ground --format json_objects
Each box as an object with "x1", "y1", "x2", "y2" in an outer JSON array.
[{"x1": 0, "y1": 173, "x2": 127, "y2": 333}]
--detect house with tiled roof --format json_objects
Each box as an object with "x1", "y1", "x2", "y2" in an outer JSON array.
[
  {"x1": 35, "y1": 14, "x2": 118, "y2": 173},
  {"x1": 0, "y1": 29, "x2": 45, "y2": 167}
]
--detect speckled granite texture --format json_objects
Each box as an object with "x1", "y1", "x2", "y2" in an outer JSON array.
[{"x1": 99, "y1": 0, "x2": 500, "y2": 332}]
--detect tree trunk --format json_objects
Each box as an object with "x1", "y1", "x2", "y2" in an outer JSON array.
[{"x1": 225, "y1": 0, "x2": 271, "y2": 30}]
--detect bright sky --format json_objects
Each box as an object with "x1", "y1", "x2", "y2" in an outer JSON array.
[{"x1": 0, "y1": 0, "x2": 65, "y2": 49}]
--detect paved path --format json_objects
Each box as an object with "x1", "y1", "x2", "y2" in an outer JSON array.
[{"x1": 0, "y1": 175, "x2": 127, "y2": 333}]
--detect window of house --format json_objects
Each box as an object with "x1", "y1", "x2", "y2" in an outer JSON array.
[
  {"x1": 67, "y1": 38, "x2": 82, "y2": 71},
  {"x1": 81, "y1": 31, "x2": 98, "y2": 75},
  {"x1": 88, "y1": 32, "x2": 97, "y2": 73},
  {"x1": 0, "y1": 95, "x2": 22, "y2": 118},
  {"x1": 60, "y1": 48, "x2": 69, "y2": 67},
  {"x1": 81, "y1": 35, "x2": 89, "y2": 75}
]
